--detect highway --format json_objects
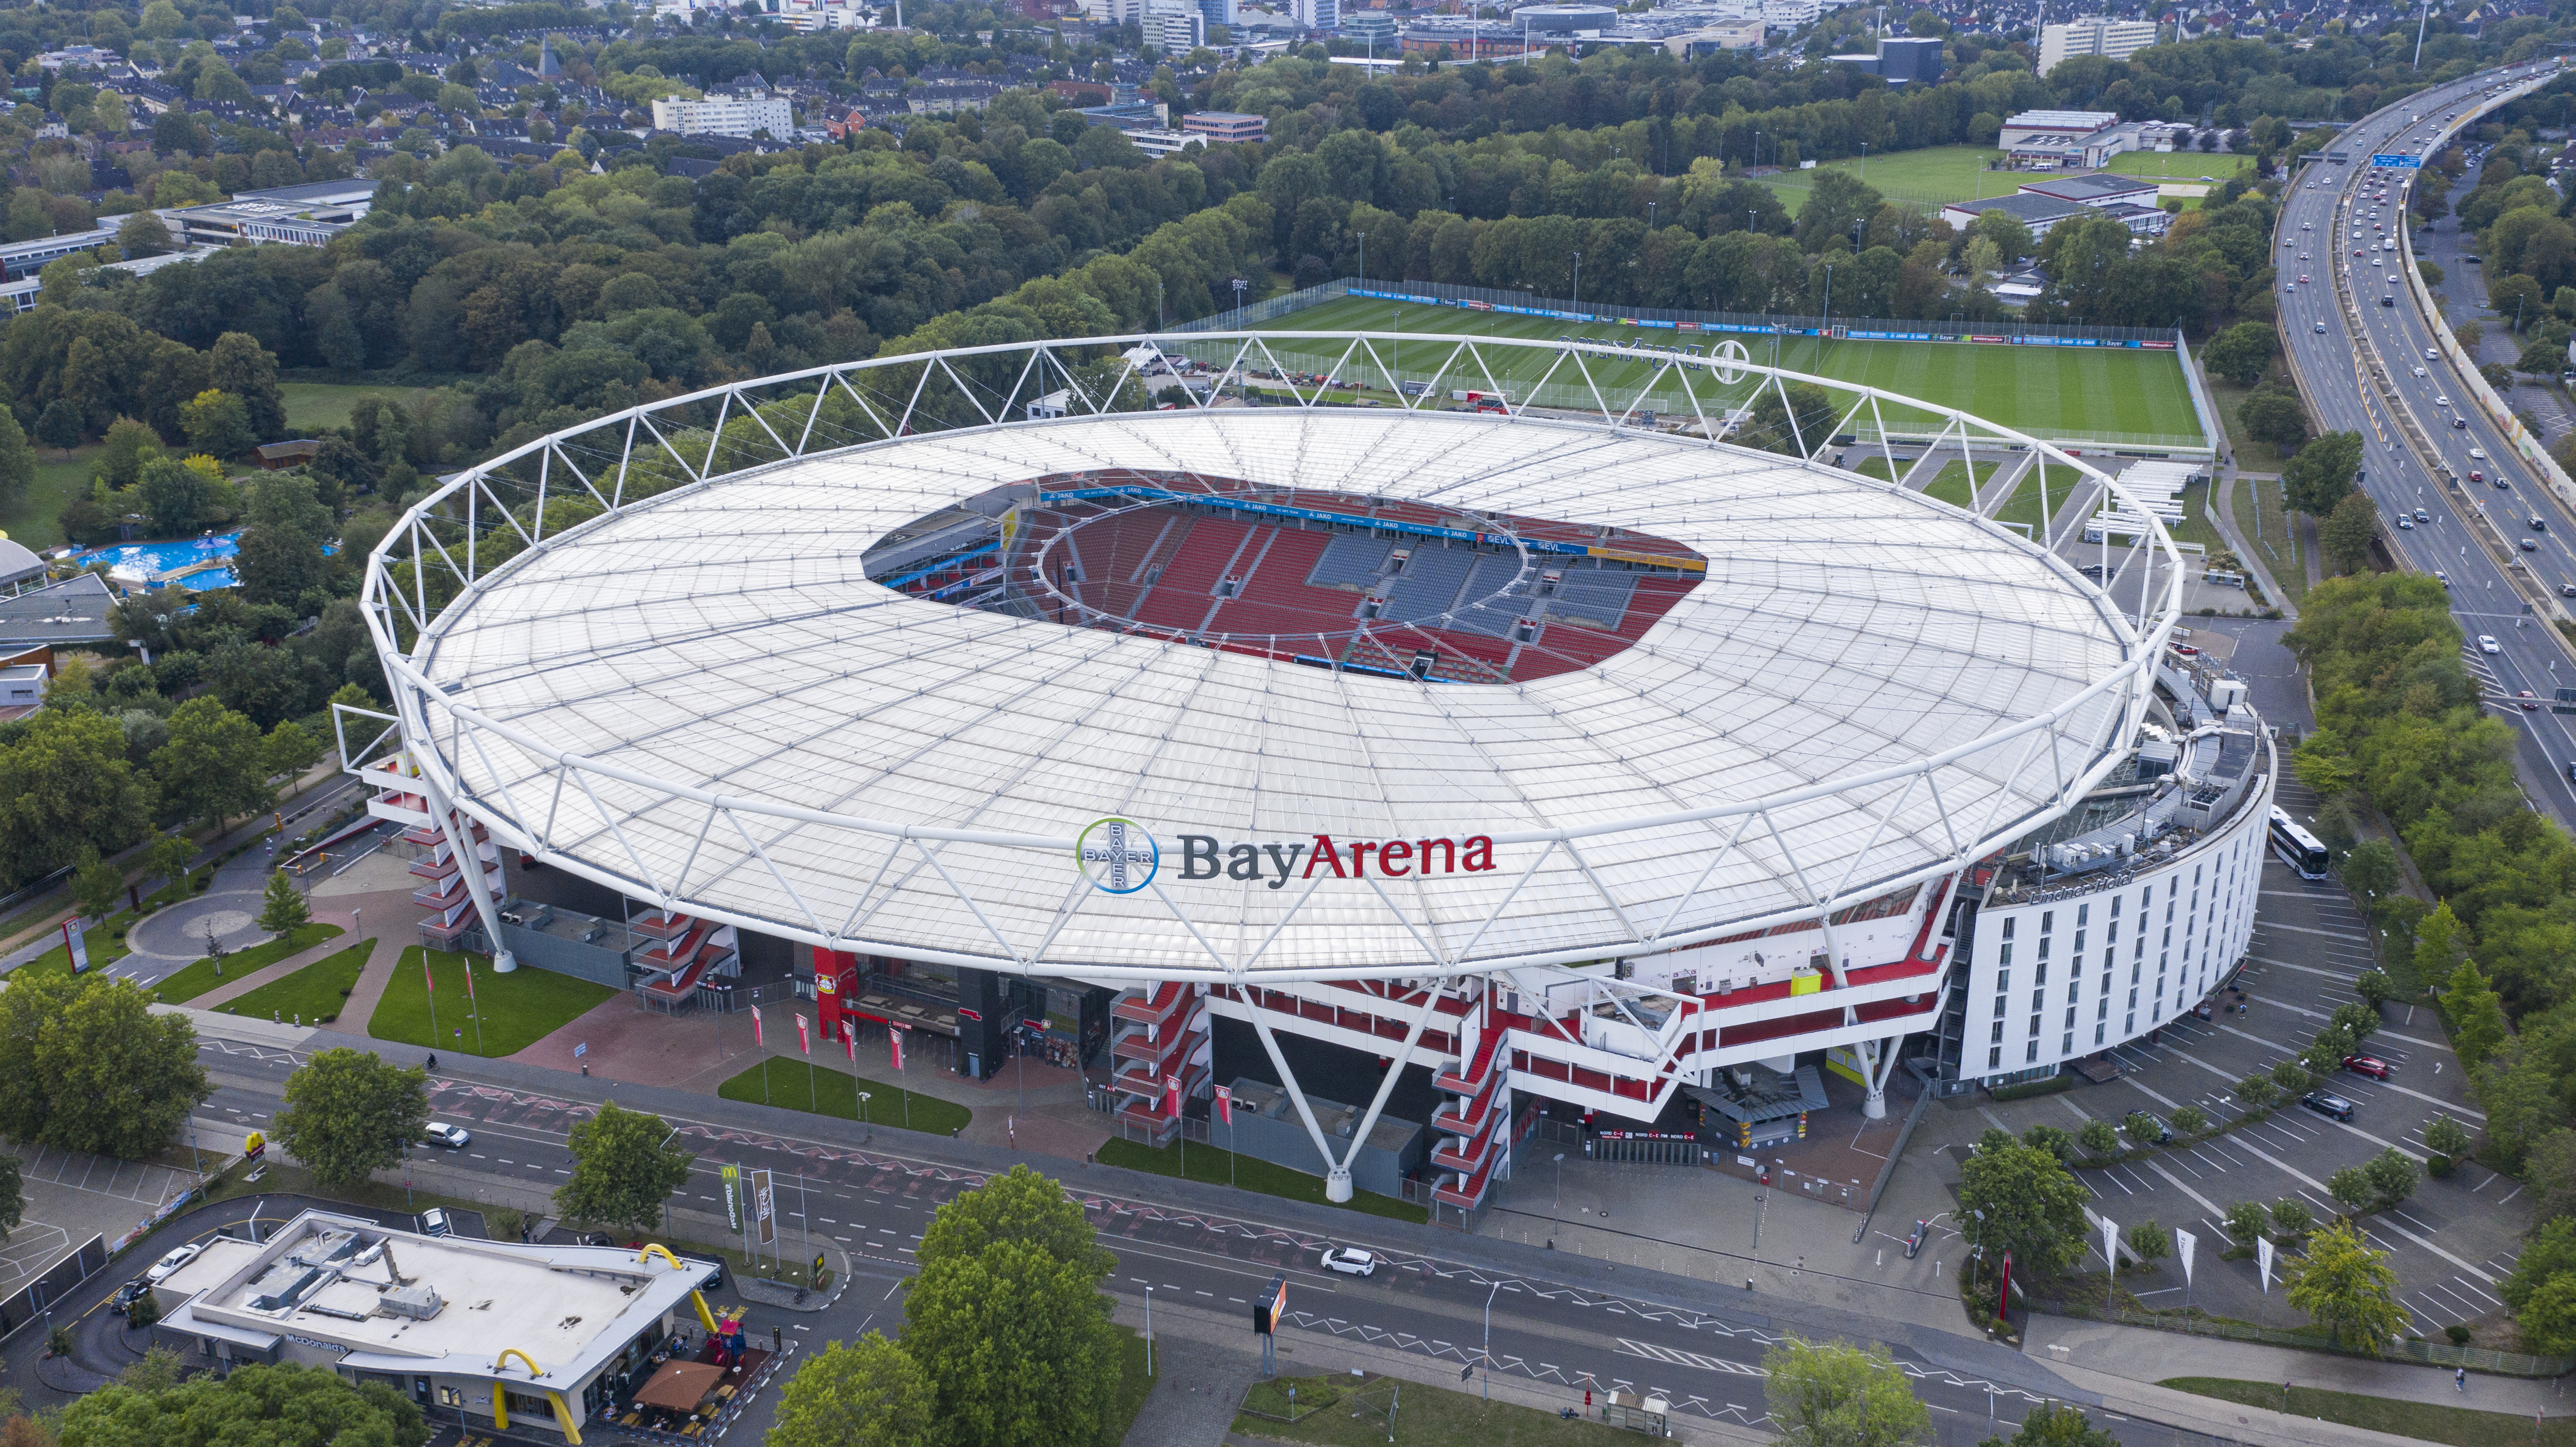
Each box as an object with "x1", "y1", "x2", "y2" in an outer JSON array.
[{"x1": 2275, "y1": 59, "x2": 2576, "y2": 830}]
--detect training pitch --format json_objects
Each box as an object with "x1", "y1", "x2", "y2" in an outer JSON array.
[{"x1": 1243, "y1": 295, "x2": 2208, "y2": 447}]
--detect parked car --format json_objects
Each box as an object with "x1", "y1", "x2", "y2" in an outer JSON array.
[
  {"x1": 145, "y1": 1243, "x2": 204, "y2": 1283},
  {"x1": 2301, "y1": 1091, "x2": 2357, "y2": 1122},
  {"x1": 2344, "y1": 1054, "x2": 2392, "y2": 1079},
  {"x1": 418, "y1": 1207, "x2": 454, "y2": 1239},
  {"x1": 422, "y1": 1123, "x2": 471, "y2": 1148},
  {"x1": 109, "y1": 1278, "x2": 152, "y2": 1314},
  {"x1": 1323, "y1": 1247, "x2": 1379, "y2": 1277}
]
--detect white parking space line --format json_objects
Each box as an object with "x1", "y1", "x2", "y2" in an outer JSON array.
[
  {"x1": 2143, "y1": 1158, "x2": 2227, "y2": 1219},
  {"x1": 2252, "y1": 921, "x2": 2376, "y2": 943}
]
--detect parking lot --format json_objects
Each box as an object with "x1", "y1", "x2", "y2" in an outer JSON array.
[{"x1": 1962, "y1": 817, "x2": 2523, "y2": 1336}]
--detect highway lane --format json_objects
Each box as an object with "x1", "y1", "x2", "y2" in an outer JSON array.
[
  {"x1": 177, "y1": 1033, "x2": 2070, "y2": 1441},
  {"x1": 2273, "y1": 61, "x2": 2576, "y2": 829}
]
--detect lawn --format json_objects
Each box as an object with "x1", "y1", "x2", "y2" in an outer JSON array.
[
  {"x1": 1991, "y1": 464, "x2": 2093, "y2": 535},
  {"x1": 1256, "y1": 297, "x2": 2206, "y2": 446},
  {"x1": 2201, "y1": 376, "x2": 2278, "y2": 466},
  {"x1": 1112, "y1": 1327, "x2": 1158, "y2": 1443},
  {"x1": 1758, "y1": 144, "x2": 2011, "y2": 213},
  {"x1": 1095, "y1": 1137, "x2": 1427, "y2": 1225},
  {"x1": 2160, "y1": 1378, "x2": 2576, "y2": 1446},
  {"x1": 368, "y1": 946, "x2": 616, "y2": 1056},
  {"x1": 2107, "y1": 150, "x2": 2254, "y2": 183},
  {"x1": 278, "y1": 382, "x2": 430, "y2": 436},
  {"x1": 1234, "y1": 1371, "x2": 1640, "y2": 1446},
  {"x1": 214, "y1": 938, "x2": 374, "y2": 1024},
  {"x1": 2230, "y1": 470, "x2": 2309, "y2": 609},
  {"x1": 148, "y1": 921, "x2": 343, "y2": 1003},
  {"x1": 714, "y1": 1057, "x2": 972, "y2": 1137},
  {"x1": 1919, "y1": 457, "x2": 2002, "y2": 510},
  {"x1": 2174, "y1": 477, "x2": 2224, "y2": 554},
  {"x1": 0, "y1": 443, "x2": 103, "y2": 551}
]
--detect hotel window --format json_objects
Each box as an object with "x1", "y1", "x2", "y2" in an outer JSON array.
[
  {"x1": 1989, "y1": 1046, "x2": 2003, "y2": 1069},
  {"x1": 2025, "y1": 1040, "x2": 2039, "y2": 1063}
]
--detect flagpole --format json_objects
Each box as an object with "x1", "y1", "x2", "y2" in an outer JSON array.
[
  {"x1": 466, "y1": 954, "x2": 484, "y2": 1054},
  {"x1": 424, "y1": 953, "x2": 438, "y2": 1046}
]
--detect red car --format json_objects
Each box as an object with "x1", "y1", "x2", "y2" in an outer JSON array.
[
  {"x1": 2470, "y1": 470, "x2": 2485, "y2": 484},
  {"x1": 2519, "y1": 691, "x2": 2541, "y2": 711},
  {"x1": 2344, "y1": 1054, "x2": 2392, "y2": 1079}
]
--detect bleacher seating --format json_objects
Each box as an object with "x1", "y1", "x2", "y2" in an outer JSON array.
[
  {"x1": 1380, "y1": 546, "x2": 1477, "y2": 623},
  {"x1": 1309, "y1": 533, "x2": 1393, "y2": 590},
  {"x1": 1547, "y1": 564, "x2": 1639, "y2": 629}
]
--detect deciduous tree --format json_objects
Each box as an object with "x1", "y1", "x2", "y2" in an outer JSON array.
[
  {"x1": 154, "y1": 698, "x2": 274, "y2": 834},
  {"x1": 916, "y1": 1162, "x2": 1115, "y2": 1277},
  {"x1": 1761, "y1": 1338, "x2": 1932, "y2": 1447},
  {"x1": 2284, "y1": 431, "x2": 2364, "y2": 516},
  {"x1": 1977, "y1": 1401, "x2": 2120, "y2": 1447},
  {"x1": 2284, "y1": 1220, "x2": 2406, "y2": 1352},
  {"x1": 56, "y1": 1360, "x2": 424, "y2": 1445},
  {"x1": 769, "y1": 1332, "x2": 934, "y2": 1447},
  {"x1": 0, "y1": 972, "x2": 208, "y2": 1160},
  {"x1": 902, "y1": 1235, "x2": 1124, "y2": 1447},
  {"x1": 0, "y1": 709, "x2": 157, "y2": 890},
  {"x1": 2203, "y1": 319, "x2": 2276, "y2": 386},
  {"x1": 1956, "y1": 1128, "x2": 2089, "y2": 1278},
  {"x1": 271, "y1": 1048, "x2": 428, "y2": 1194},
  {"x1": 554, "y1": 1099, "x2": 694, "y2": 1235}
]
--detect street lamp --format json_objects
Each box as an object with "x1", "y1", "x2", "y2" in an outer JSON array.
[
  {"x1": 858, "y1": 1092, "x2": 871, "y2": 1125},
  {"x1": 1571, "y1": 252, "x2": 1581, "y2": 310},
  {"x1": 1482, "y1": 1279, "x2": 1502, "y2": 1401},
  {"x1": 1145, "y1": 1284, "x2": 1154, "y2": 1376},
  {"x1": 1552, "y1": 1151, "x2": 1565, "y2": 1207}
]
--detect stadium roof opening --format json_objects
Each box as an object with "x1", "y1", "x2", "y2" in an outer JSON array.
[{"x1": 866, "y1": 470, "x2": 1706, "y2": 684}]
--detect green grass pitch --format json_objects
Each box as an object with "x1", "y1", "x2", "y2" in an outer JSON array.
[{"x1": 1246, "y1": 297, "x2": 2205, "y2": 446}]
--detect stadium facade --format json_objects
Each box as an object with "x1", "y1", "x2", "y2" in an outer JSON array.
[{"x1": 352, "y1": 333, "x2": 2270, "y2": 1213}]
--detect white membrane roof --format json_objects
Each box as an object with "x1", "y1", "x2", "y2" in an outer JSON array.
[{"x1": 410, "y1": 409, "x2": 2140, "y2": 979}]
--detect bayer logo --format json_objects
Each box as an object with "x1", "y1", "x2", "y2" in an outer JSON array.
[
  {"x1": 1709, "y1": 339, "x2": 1752, "y2": 385},
  {"x1": 1076, "y1": 817, "x2": 1160, "y2": 894}
]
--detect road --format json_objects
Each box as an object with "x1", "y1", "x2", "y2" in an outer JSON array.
[
  {"x1": 2275, "y1": 59, "x2": 2576, "y2": 829},
  {"x1": 140, "y1": 1030, "x2": 2101, "y2": 1444}
]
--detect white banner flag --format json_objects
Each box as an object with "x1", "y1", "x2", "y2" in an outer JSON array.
[
  {"x1": 2258, "y1": 1235, "x2": 2275, "y2": 1294},
  {"x1": 2177, "y1": 1229, "x2": 2197, "y2": 1286},
  {"x1": 2102, "y1": 1215, "x2": 2120, "y2": 1270}
]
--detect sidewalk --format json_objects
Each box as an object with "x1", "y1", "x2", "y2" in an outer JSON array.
[
  {"x1": 2027, "y1": 1314, "x2": 2571, "y2": 1420},
  {"x1": 2210, "y1": 469, "x2": 2301, "y2": 621}
]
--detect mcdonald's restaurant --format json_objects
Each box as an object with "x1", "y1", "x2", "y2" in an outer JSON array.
[{"x1": 148, "y1": 1209, "x2": 740, "y2": 1442}]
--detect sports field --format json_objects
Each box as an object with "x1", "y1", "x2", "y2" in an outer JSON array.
[
  {"x1": 1760, "y1": 145, "x2": 2014, "y2": 215},
  {"x1": 1244, "y1": 296, "x2": 2206, "y2": 446},
  {"x1": 2106, "y1": 150, "x2": 2253, "y2": 183}
]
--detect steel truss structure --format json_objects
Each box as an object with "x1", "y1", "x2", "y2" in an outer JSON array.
[{"x1": 353, "y1": 332, "x2": 2184, "y2": 1203}]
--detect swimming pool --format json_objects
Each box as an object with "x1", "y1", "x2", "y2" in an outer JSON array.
[
  {"x1": 175, "y1": 566, "x2": 238, "y2": 592},
  {"x1": 76, "y1": 532, "x2": 240, "y2": 579}
]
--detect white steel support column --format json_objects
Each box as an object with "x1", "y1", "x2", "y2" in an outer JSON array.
[
  {"x1": 424, "y1": 775, "x2": 515, "y2": 974},
  {"x1": 1861, "y1": 1034, "x2": 1907, "y2": 1120},
  {"x1": 1240, "y1": 989, "x2": 1351, "y2": 1191},
  {"x1": 1328, "y1": 984, "x2": 1448, "y2": 1203}
]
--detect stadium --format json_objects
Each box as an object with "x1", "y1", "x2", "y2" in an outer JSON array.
[{"x1": 351, "y1": 331, "x2": 2272, "y2": 1213}]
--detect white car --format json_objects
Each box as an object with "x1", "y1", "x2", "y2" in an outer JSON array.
[
  {"x1": 2470, "y1": 447, "x2": 2488, "y2": 460},
  {"x1": 2398, "y1": 517, "x2": 2416, "y2": 529},
  {"x1": 2413, "y1": 366, "x2": 2427, "y2": 377},
  {"x1": 1322, "y1": 1247, "x2": 1379, "y2": 1277},
  {"x1": 2428, "y1": 348, "x2": 2440, "y2": 360},
  {"x1": 423, "y1": 1122, "x2": 472, "y2": 1148},
  {"x1": 2480, "y1": 634, "x2": 2503, "y2": 653},
  {"x1": 2436, "y1": 394, "x2": 2451, "y2": 406},
  {"x1": 146, "y1": 1242, "x2": 205, "y2": 1283}
]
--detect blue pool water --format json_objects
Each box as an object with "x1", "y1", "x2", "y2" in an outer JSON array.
[
  {"x1": 76, "y1": 532, "x2": 241, "y2": 577},
  {"x1": 176, "y1": 566, "x2": 238, "y2": 592}
]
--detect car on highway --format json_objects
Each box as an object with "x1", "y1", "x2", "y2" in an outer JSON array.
[
  {"x1": 146, "y1": 1243, "x2": 204, "y2": 1283},
  {"x1": 2316, "y1": 322, "x2": 2329, "y2": 333},
  {"x1": 2470, "y1": 446, "x2": 2486, "y2": 459},
  {"x1": 2414, "y1": 366, "x2": 2428, "y2": 377},
  {"x1": 2525, "y1": 538, "x2": 2542, "y2": 550},
  {"x1": 2438, "y1": 395, "x2": 2451, "y2": 406},
  {"x1": 1323, "y1": 1247, "x2": 1380, "y2": 1276},
  {"x1": 2533, "y1": 515, "x2": 2547, "y2": 531},
  {"x1": 423, "y1": 1122, "x2": 471, "y2": 1148},
  {"x1": 2428, "y1": 348, "x2": 2440, "y2": 359},
  {"x1": 2300, "y1": 274, "x2": 2310, "y2": 283},
  {"x1": 2301, "y1": 1091, "x2": 2357, "y2": 1122},
  {"x1": 2345, "y1": 1055, "x2": 2392, "y2": 1079},
  {"x1": 2481, "y1": 634, "x2": 2503, "y2": 652},
  {"x1": 2302, "y1": 220, "x2": 2313, "y2": 229},
  {"x1": 2415, "y1": 509, "x2": 2431, "y2": 521},
  {"x1": 2398, "y1": 516, "x2": 2415, "y2": 528},
  {"x1": 2519, "y1": 690, "x2": 2542, "y2": 710},
  {"x1": 2300, "y1": 251, "x2": 2311, "y2": 260},
  {"x1": 2456, "y1": 416, "x2": 2472, "y2": 428},
  {"x1": 2438, "y1": 571, "x2": 2451, "y2": 586}
]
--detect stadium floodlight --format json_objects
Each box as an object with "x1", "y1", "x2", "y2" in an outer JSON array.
[{"x1": 360, "y1": 330, "x2": 2182, "y2": 986}]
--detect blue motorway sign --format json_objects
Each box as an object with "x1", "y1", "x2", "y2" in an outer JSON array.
[{"x1": 2371, "y1": 153, "x2": 2424, "y2": 168}]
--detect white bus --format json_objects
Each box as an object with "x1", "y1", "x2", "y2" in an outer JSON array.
[{"x1": 2268, "y1": 807, "x2": 2330, "y2": 880}]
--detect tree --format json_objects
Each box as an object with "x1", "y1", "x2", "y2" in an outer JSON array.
[
  {"x1": 1739, "y1": 380, "x2": 1839, "y2": 457},
  {"x1": 2237, "y1": 386, "x2": 2308, "y2": 453},
  {"x1": 2270, "y1": 1057, "x2": 2314, "y2": 1095},
  {"x1": 2514, "y1": 1271, "x2": 2576, "y2": 1356},
  {"x1": 34, "y1": 398, "x2": 82, "y2": 454},
  {"x1": 2121, "y1": 1110, "x2": 2165, "y2": 1150},
  {"x1": 903, "y1": 1235, "x2": 1124, "y2": 1447},
  {"x1": 2284, "y1": 431, "x2": 2365, "y2": 516},
  {"x1": 916, "y1": 1162, "x2": 1116, "y2": 1276},
  {"x1": 2270, "y1": 1197, "x2": 2313, "y2": 1239},
  {"x1": 256, "y1": 872, "x2": 308, "y2": 935},
  {"x1": 2341, "y1": 839, "x2": 2399, "y2": 900},
  {"x1": 115, "y1": 211, "x2": 173, "y2": 260},
  {"x1": 554, "y1": 1099, "x2": 695, "y2": 1235},
  {"x1": 2223, "y1": 1200, "x2": 2268, "y2": 1248},
  {"x1": 2170, "y1": 1104, "x2": 2206, "y2": 1136},
  {"x1": 139, "y1": 833, "x2": 192, "y2": 898},
  {"x1": 2077, "y1": 1118, "x2": 2118, "y2": 1157},
  {"x1": 0, "y1": 406, "x2": 31, "y2": 510},
  {"x1": 769, "y1": 1332, "x2": 935, "y2": 1447},
  {"x1": 265, "y1": 720, "x2": 323, "y2": 780},
  {"x1": 2526, "y1": 1128, "x2": 2576, "y2": 1223},
  {"x1": 2442, "y1": 957, "x2": 2509, "y2": 1070},
  {"x1": 235, "y1": 472, "x2": 334, "y2": 608},
  {"x1": 72, "y1": 850, "x2": 123, "y2": 921},
  {"x1": 2424, "y1": 1114, "x2": 2471, "y2": 1166},
  {"x1": 2284, "y1": 1220, "x2": 2407, "y2": 1353},
  {"x1": 57, "y1": 1360, "x2": 424, "y2": 1445},
  {"x1": 2355, "y1": 968, "x2": 2395, "y2": 1013},
  {"x1": 0, "y1": 709, "x2": 157, "y2": 891},
  {"x1": 2362, "y1": 1147, "x2": 2417, "y2": 1207},
  {"x1": 2233, "y1": 1073, "x2": 2279, "y2": 1114},
  {"x1": 0, "y1": 1149, "x2": 21, "y2": 1242},
  {"x1": 2416, "y1": 900, "x2": 2467, "y2": 982},
  {"x1": 153, "y1": 697, "x2": 274, "y2": 833},
  {"x1": 2019, "y1": 1124, "x2": 2075, "y2": 1165},
  {"x1": 2203, "y1": 319, "x2": 2276, "y2": 386},
  {"x1": 1956, "y1": 1128, "x2": 2089, "y2": 1278},
  {"x1": 0, "y1": 972, "x2": 209, "y2": 1159},
  {"x1": 1760, "y1": 1338, "x2": 1932, "y2": 1447},
  {"x1": 1977, "y1": 1401, "x2": 2120, "y2": 1447},
  {"x1": 271, "y1": 1048, "x2": 428, "y2": 1194},
  {"x1": 2124, "y1": 1219, "x2": 2172, "y2": 1268},
  {"x1": 2329, "y1": 1001, "x2": 2378, "y2": 1042},
  {"x1": 2328, "y1": 1166, "x2": 2373, "y2": 1215},
  {"x1": 178, "y1": 389, "x2": 254, "y2": 459}
]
